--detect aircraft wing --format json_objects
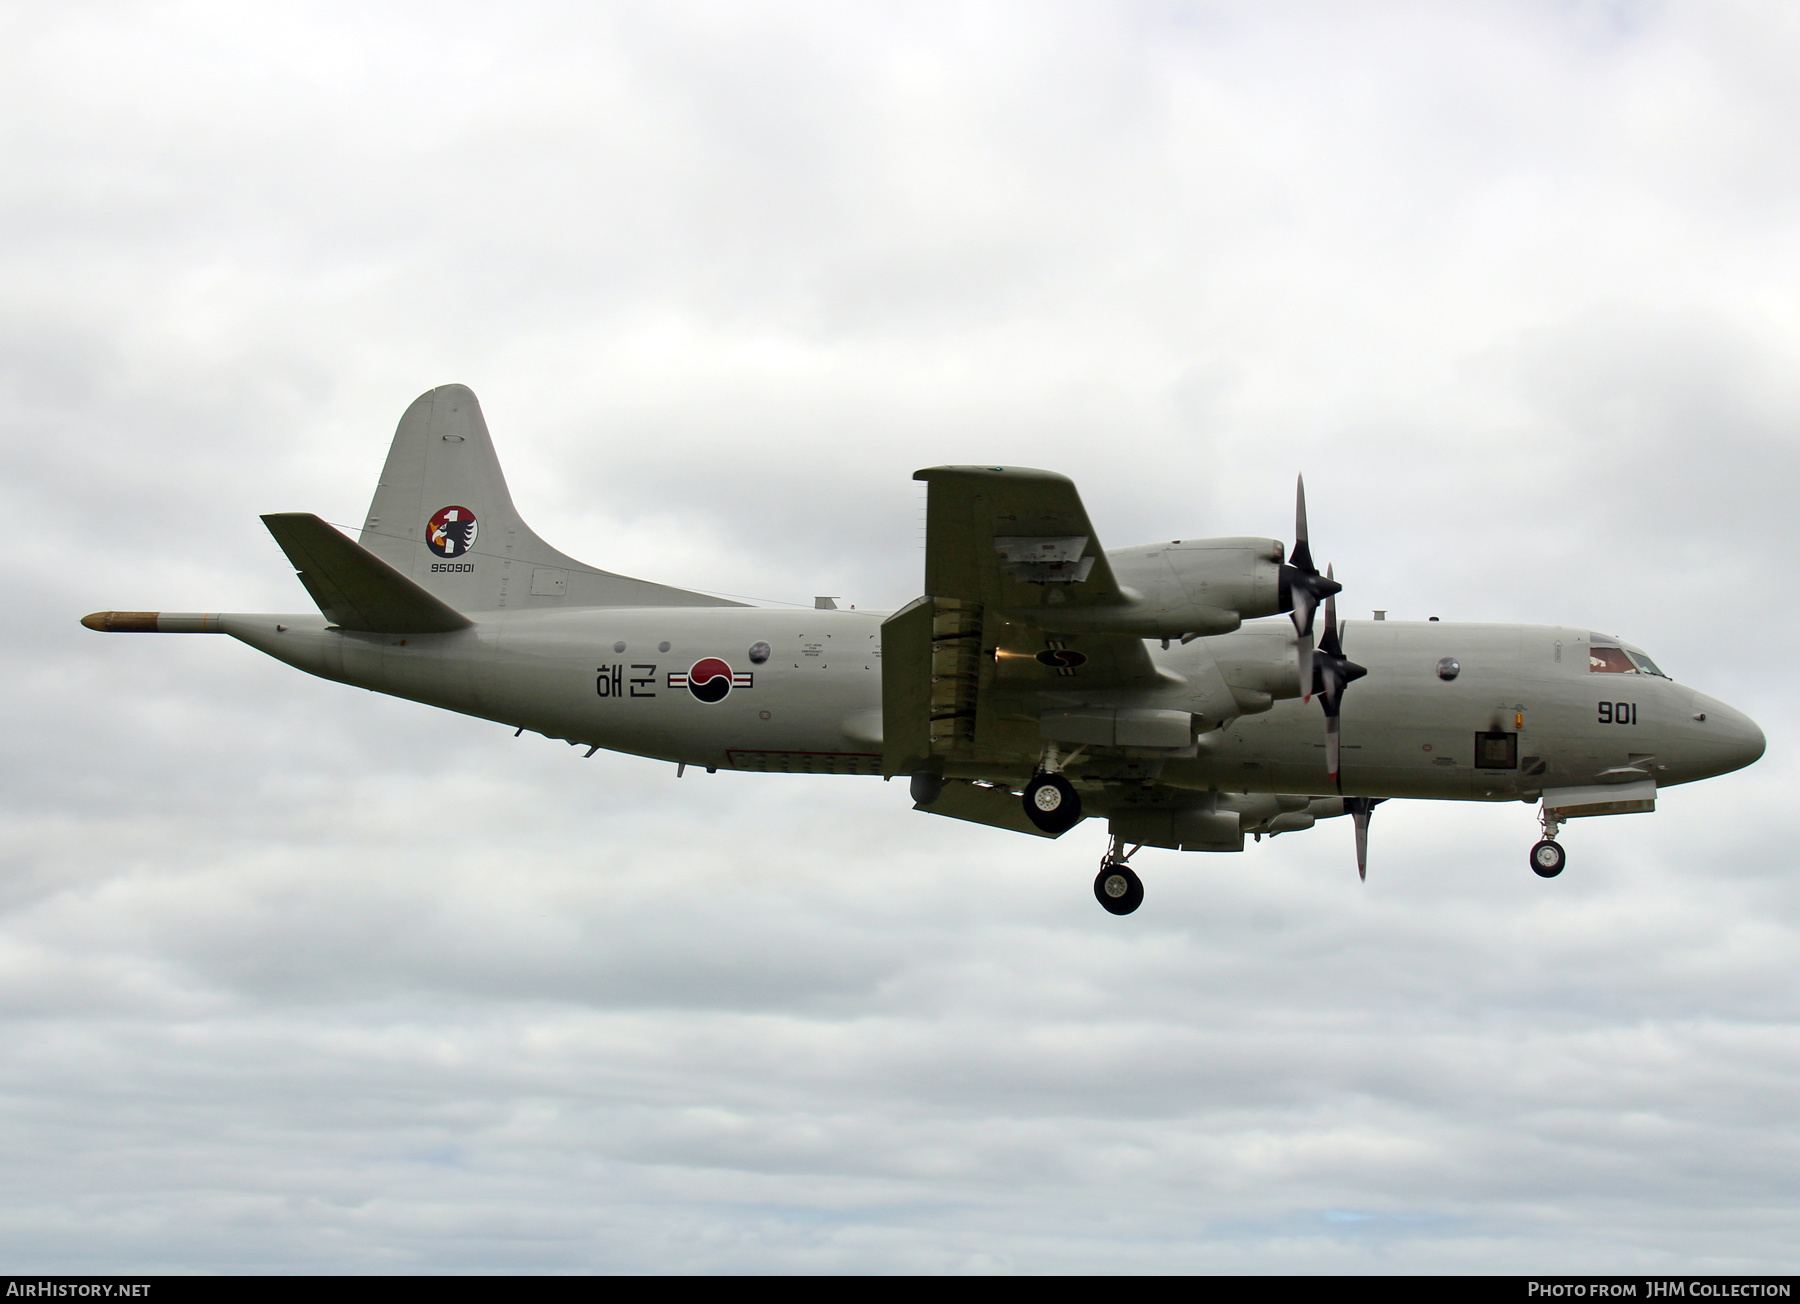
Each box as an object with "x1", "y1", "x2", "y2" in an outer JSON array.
[
  {"x1": 914, "y1": 464, "x2": 1158, "y2": 686},
  {"x1": 883, "y1": 467, "x2": 1165, "y2": 778},
  {"x1": 917, "y1": 465, "x2": 1127, "y2": 609}
]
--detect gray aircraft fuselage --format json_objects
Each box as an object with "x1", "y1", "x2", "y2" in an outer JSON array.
[{"x1": 212, "y1": 606, "x2": 1762, "y2": 802}]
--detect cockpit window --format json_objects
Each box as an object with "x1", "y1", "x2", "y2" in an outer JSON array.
[
  {"x1": 1588, "y1": 645, "x2": 1670, "y2": 678},
  {"x1": 1589, "y1": 646, "x2": 1637, "y2": 673}
]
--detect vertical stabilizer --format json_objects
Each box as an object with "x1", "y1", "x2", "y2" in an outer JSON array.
[{"x1": 358, "y1": 385, "x2": 738, "y2": 613}]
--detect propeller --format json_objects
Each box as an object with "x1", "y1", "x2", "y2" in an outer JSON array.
[
  {"x1": 1344, "y1": 796, "x2": 1386, "y2": 881},
  {"x1": 1310, "y1": 571, "x2": 1368, "y2": 786},
  {"x1": 1281, "y1": 476, "x2": 1342, "y2": 700}
]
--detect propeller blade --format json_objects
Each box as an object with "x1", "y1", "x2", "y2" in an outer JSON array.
[
  {"x1": 1346, "y1": 788, "x2": 1382, "y2": 882},
  {"x1": 1325, "y1": 712, "x2": 1341, "y2": 784},
  {"x1": 1290, "y1": 585, "x2": 1317, "y2": 639},
  {"x1": 1345, "y1": 797, "x2": 1384, "y2": 881},
  {"x1": 1296, "y1": 631, "x2": 1315, "y2": 702},
  {"x1": 1292, "y1": 475, "x2": 1313, "y2": 573},
  {"x1": 1279, "y1": 477, "x2": 1338, "y2": 629}
]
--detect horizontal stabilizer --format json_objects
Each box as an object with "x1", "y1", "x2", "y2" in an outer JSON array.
[{"x1": 261, "y1": 513, "x2": 473, "y2": 634}]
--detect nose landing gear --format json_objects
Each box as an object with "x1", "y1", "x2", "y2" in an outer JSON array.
[
  {"x1": 1094, "y1": 837, "x2": 1144, "y2": 915},
  {"x1": 1531, "y1": 805, "x2": 1566, "y2": 878}
]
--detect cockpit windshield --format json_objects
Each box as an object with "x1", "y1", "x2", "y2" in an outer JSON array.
[
  {"x1": 1588, "y1": 640, "x2": 1669, "y2": 678},
  {"x1": 1589, "y1": 646, "x2": 1636, "y2": 673}
]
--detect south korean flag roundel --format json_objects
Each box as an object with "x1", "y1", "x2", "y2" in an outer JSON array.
[{"x1": 427, "y1": 506, "x2": 478, "y2": 558}]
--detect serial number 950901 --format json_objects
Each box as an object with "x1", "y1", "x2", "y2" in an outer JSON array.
[{"x1": 430, "y1": 562, "x2": 474, "y2": 572}]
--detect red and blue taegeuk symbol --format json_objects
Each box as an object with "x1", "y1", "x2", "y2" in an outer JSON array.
[
  {"x1": 685, "y1": 657, "x2": 734, "y2": 703},
  {"x1": 666, "y1": 658, "x2": 754, "y2": 701},
  {"x1": 426, "y1": 505, "x2": 478, "y2": 558}
]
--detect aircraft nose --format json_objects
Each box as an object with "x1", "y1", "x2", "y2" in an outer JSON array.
[{"x1": 1686, "y1": 692, "x2": 1766, "y2": 777}]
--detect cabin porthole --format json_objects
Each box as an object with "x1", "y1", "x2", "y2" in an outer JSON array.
[{"x1": 1436, "y1": 657, "x2": 1461, "y2": 681}]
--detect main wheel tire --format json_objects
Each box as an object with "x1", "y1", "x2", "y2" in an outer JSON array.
[
  {"x1": 1022, "y1": 773, "x2": 1082, "y2": 834},
  {"x1": 1530, "y1": 839, "x2": 1566, "y2": 878},
  {"x1": 1094, "y1": 864, "x2": 1144, "y2": 915}
]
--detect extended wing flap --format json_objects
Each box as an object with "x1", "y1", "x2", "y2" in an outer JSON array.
[{"x1": 262, "y1": 513, "x2": 474, "y2": 634}]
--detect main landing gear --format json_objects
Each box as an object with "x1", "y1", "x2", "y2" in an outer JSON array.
[
  {"x1": 1531, "y1": 805, "x2": 1566, "y2": 878},
  {"x1": 1022, "y1": 745, "x2": 1084, "y2": 835},
  {"x1": 1530, "y1": 840, "x2": 1566, "y2": 877},
  {"x1": 1094, "y1": 837, "x2": 1144, "y2": 915},
  {"x1": 1025, "y1": 773, "x2": 1081, "y2": 833}
]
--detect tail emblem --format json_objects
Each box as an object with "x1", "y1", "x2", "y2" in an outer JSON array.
[
  {"x1": 667, "y1": 657, "x2": 755, "y2": 703},
  {"x1": 427, "y1": 506, "x2": 479, "y2": 558}
]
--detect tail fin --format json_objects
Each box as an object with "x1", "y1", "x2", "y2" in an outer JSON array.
[{"x1": 357, "y1": 385, "x2": 740, "y2": 613}]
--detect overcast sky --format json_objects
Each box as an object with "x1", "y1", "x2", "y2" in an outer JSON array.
[{"x1": 2, "y1": 0, "x2": 1797, "y2": 1274}]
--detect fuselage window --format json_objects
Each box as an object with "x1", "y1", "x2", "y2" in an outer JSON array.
[{"x1": 1589, "y1": 646, "x2": 1637, "y2": 674}]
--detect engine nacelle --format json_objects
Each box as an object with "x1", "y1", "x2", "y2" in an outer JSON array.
[
  {"x1": 1040, "y1": 707, "x2": 1193, "y2": 749},
  {"x1": 1013, "y1": 537, "x2": 1285, "y2": 639},
  {"x1": 1198, "y1": 620, "x2": 1305, "y2": 713},
  {"x1": 1217, "y1": 792, "x2": 1313, "y2": 826},
  {"x1": 1108, "y1": 805, "x2": 1243, "y2": 852},
  {"x1": 1217, "y1": 793, "x2": 1350, "y2": 835}
]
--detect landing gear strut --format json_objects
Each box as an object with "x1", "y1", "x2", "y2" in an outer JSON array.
[
  {"x1": 1531, "y1": 805, "x2": 1566, "y2": 878},
  {"x1": 1094, "y1": 837, "x2": 1144, "y2": 915}
]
